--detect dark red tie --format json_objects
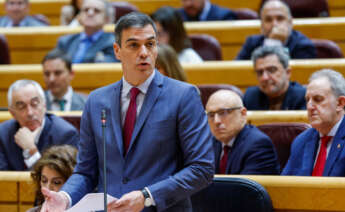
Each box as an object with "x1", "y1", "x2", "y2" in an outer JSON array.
[
  {"x1": 123, "y1": 87, "x2": 140, "y2": 154},
  {"x1": 312, "y1": 136, "x2": 332, "y2": 176},
  {"x1": 219, "y1": 146, "x2": 230, "y2": 174}
]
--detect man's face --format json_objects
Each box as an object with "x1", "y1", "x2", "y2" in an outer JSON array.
[
  {"x1": 5, "y1": 0, "x2": 29, "y2": 24},
  {"x1": 43, "y1": 58, "x2": 74, "y2": 99},
  {"x1": 206, "y1": 93, "x2": 246, "y2": 143},
  {"x1": 306, "y1": 77, "x2": 343, "y2": 133},
  {"x1": 254, "y1": 54, "x2": 290, "y2": 98},
  {"x1": 79, "y1": 0, "x2": 107, "y2": 31},
  {"x1": 260, "y1": 1, "x2": 292, "y2": 38},
  {"x1": 113, "y1": 24, "x2": 158, "y2": 85},
  {"x1": 181, "y1": 0, "x2": 205, "y2": 18},
  {"x1": 9, "y1": 84, "x2": 46, "y2": 131}
]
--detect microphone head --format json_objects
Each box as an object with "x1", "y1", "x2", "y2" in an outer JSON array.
[{"x1": 101, "y1": 109, "x2": 106, "y2": 126}]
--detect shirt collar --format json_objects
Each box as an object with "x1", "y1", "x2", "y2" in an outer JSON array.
[
  {"x1": 320, "y1": 116, "x2": 344, "y2": 137},
  {"x1": 199, "y1": 0, "x2": 211, "y2": 21},
  {"x1": 48, "y1": 86, "x2": 73, "y2": 102},
  {"x1": 122, "y1": 70, "x2": 156, "y2": 97},
  {"x1": 80, "y1": 30, "x2": 104, "y2": 42},
  {"x1": 222, "y1": 135, "x2": 237, "y2": 148}
]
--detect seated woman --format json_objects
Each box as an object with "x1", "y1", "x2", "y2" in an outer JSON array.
[
  {"x1": 156, "y1": 44, "x2": 187, "y2": 82},
  {"x1": 151, "y1": 6, "x2": 203, "y2": 64},
  {"x1": 27, "y1": 145, "x2": 78, "y2": 212}
]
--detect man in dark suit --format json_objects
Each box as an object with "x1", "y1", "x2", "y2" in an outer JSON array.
[
  {"x1": 0, "y1": 0, "x2": 48, "y2": 27},
  {"x1": 244, "y1": 45, "x2": 306, "y2": 110},
  {"x1": 55, "y1": 0, "x2": 118, "y2": 63},
  {"x1": 178, "y1": 0, "x2": 237, "y2": 21},
  {"x1": 282, "y1": 69, "x2": 345, "y2": 176},
  {"x1": 0, "y1": 80, "x2": 79, "y2": 170},
  {"x1": 236, "y1": 0, "x2": 315, "y2": 60},
  {"x1": 41, "y1": 12, "x2": 214, "y2": 212},
  {"x1": 42, "y1": 50, "x2": 87, "y2": 111},
  {"x1": 206, "y1": 89, "x2": 279, "y2": 175}
]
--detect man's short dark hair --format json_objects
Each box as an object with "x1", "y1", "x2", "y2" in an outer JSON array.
[
  {"x1": 41, "y1": 49, "x2": 72, "y2": 72},
  {"x1": 251, "y1": 45, "x2": 290, "y2": 69},
  {"x1": 114, "y1": 12, "x2": 157, "y2": 46}
]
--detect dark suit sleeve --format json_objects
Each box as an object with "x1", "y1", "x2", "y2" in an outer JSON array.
[
  {"x1": 148, "y1": 86, "x2": 215, "y2": 211},
  {"x1": 240, "y1": 136, "x2": 280, "y2": 175},
  {"x1": 235, "y1": 36, "x2": 255, "y2": 60},
  {"x1": 290, "y1": 39, "x2": 316, "y2": 59},
  {"x1": 0, "y1": 138, "x2": 10, "y2": 170}
]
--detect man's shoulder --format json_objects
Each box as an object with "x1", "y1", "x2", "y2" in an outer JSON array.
[
  {"x1": 0, "y1": 119, "x2": 17, "y2": 131},
  {"x1": 289, "y1": 81, "x2": 306, "y2": 92},
  {"x1": 24, "y1": 16, "x2": 48, "y2": 26},
  {"x1": 289, "y1": 30, "x2": 313, "y2": 46},
  {"x1": 242, "y1": 124, "x2": 272, "y2": 143},
  {"x1": 46, "y1": 113, "x2": 78, "y2": 132},
  {"x1": 244, "y1": 86, "x2": 261, "y2": 99},
  {"x1": 208, "y1": 4, "x2": 237, "y2": 20},
  {"x1": 0, "y1": 16, "x2": 9, "y2": 26},
  {"x1": 58, "y1": 33, "x2": 80, "y2": 44}
]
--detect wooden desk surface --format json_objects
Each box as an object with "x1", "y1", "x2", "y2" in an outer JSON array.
[{"x1": 2, "y1": 17, "x2": 345, "y2": 63}]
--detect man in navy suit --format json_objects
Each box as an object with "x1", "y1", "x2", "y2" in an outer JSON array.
[
  {"x1": 282, "y1": 69, "x2": 345, "y2": 176},
  {"x1": 244, "y1": 45, "x2": 306, "y2": 110},
  {"x1": 0, "y1": 0, "x2": 48, "y2": 27},
  {"x1": 55, "y1": 0, "x2": 118, "y2": 63},
  {"x1": 178, "y1": 0, "x2": 237, "y2": 21},
  {"x1": 42, "y1": 50, "x2": 87, "y2": 111},
  {"x1": 236, "y1": 0, "x2": 315, "y2": 60},
  {"x1": 206, "y1": 89, "x2": 280, "y2": 175},
  {"x1": 41, "y1": 12, "x2": 214, "y2": 212},
  {"x1": 0, "y1": 80, "x2": 79, "y2": 170}
]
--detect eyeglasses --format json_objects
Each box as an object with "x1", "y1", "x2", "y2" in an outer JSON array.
[
  {"x1": 206, "y1": 107, "x2": 242, "y2": 119},
  {"x1": 255, "y1": 66, "x2": 278, "y2": 77}
]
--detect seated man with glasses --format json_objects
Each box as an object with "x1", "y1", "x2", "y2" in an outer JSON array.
[
  {"x1": 243, "y1": 45, "x2": 306, "y2": 110},
  {"x1": 206, "y1": 89, "x2": 280, "y2": 174},
  {"x1": 0, "y1": 80, "x2": 79, "y2": 170}
]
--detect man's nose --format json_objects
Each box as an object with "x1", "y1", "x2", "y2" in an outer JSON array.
[
  {"x1": 139, "y1": 45, "x2": 148, "y2": 57},
  {"x1": 214, "y1": 113, "x2": 221, "y2": 123}
]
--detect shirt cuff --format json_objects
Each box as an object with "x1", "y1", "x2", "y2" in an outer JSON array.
[
  {"x1": 60, "y1": 191, "x2": 72, "y2": 209},
  {"x1": 24, "y1": 151, "x2": 41, "y2": 168},
  {"x1": 263, "y1": 38, "x2": 283, "y2": 46},
  {"x1": 145, "y1": 187, "x2": 156, "y2": 206}
]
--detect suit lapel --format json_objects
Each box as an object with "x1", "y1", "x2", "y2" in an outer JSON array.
[
  {"x1": 324, "y1": 118, "x2": 345, "y2": 176},
  {"x1": 303, "y1": 131, "x2": 319, "y2": 175},
  {"x1": 227, "y1": 125, "x2": 247, "y2": 173},
  {"x1": 213, "y1": 138, "x2": 222, "y2": 173},
  {"x1": 110, "y1": 81, "x2": 125, "y2": 157},
  {"x1": 127, "y1": 72, "x2": 163, "y2": 154}
]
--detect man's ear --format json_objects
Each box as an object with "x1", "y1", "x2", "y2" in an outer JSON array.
[
  {"x1": 113, "y1": 42, "x2": 121, "y2": 61},
  {"x1": 337, "y1": 96, "x2": 345, "y2": 112}
]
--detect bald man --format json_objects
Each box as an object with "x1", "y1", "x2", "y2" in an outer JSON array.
[
  {"x1": 236, "y1": 0, "x2": 315, "y2": 60},
  {"x1": 206, "y1": 90, "x2": 280, "y2": 174}
]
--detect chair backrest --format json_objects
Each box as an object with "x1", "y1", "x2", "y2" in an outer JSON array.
[
  {"x1": 32, "y1": 14, "x2": 50, "y2": 25},
  {"x1": 111, "y1": 2, "x2": 139, "y2": 22},
  {"x1": 197, "y1": 84, "x2": 243, "y2": 108},
  {"x1": 311, "y1": 39, "x2": 344, "y2": 58},
  {"x1": 0, "y1": 35, "x2": 10, "y2": 64},
  {"x1": 192, "y1": 177, "x2": 273, "y2": 212},
  {"x1": 257, "y1": 122, "x2": 311, "y2": 171},
  {"x1": 189, "y1": 34, "x2": 222, "y2": 61},
  {"x1": 260, "y1": 0, "x2": 329, "y2": 18},
  {"x1": 233, "y1": 8, "x2": 259, "y2": 20}
]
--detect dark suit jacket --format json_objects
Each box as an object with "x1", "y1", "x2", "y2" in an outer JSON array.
[
  {"x1": 178, "y1": 4, "x2": 237, "y2": 21},
  {"x1": 282, "y1": 117, "x2": 345, "y2": 176},
  {"x1": 0, "y1": 16, "x2": 48, "y2": 27},
  {"x1": 56, "y1": 32, "x2": 118, "y2": 63},
  {"x1": 214, "y1": 124, "x2": 280, "y2": 175},
  {"x1": 0, "y1": 114, "x2": 79, "y2": 170},
  {"x1": 45, "y1": 91, "x2": 87, "y2": 111},
  {"x1": 236, "y1": 30, "x2": 316, "y2": 60},
  {"x1": 243, "y1": 81, "x2": 306, "y2": 110},
  {"x1": 61, "y1": 71, "x2": 214, "y2": 212}
]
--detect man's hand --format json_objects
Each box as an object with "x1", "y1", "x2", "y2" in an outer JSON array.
[
  {"x1": 268, "y1": 25, "x2": 290, "y2": 43},
  {"x1": 40, "y1": 187, "x2": 69, "y2": 212},
  {"x1": 14, "y1": 127, "x2": 40, "y2": 151},
  {"x1": 107, "y1": 190, "x2": 145, "y2": 212}
]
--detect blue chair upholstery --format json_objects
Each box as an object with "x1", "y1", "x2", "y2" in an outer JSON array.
[{"x1": 192, "y1": 177, "x2": 273, "y2": 212}]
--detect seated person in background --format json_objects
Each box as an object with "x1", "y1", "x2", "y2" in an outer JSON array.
[
  {"x1": 178, "y1": 0, "x2": 237, "y2": 21},
  {"x1": 42, "y1": 49, "x2": 87, "y2": 111},
  {"x1": 244, "y1": 45, "x2": 306, "y2": 110},
  {"x1": 282, "y1": 69, "x2": 345, "y2": 176},
  {"x1": 27, "y1": 145, "x2": 78, "y2": 212},
  {"x1": 0, "y1": 0, "x2": 48, "y2": 27},
  {"x1": 206, "y1": 89, "x2": 280, "y2": 174},
  {"x1": 156, "y1": 44, "x2": 188, "y2": 82},
  {"x1": 55, "y1": 0, "x2": 118, "y2": 63},
  {"x1": 0, "y1": 80, "x2": 79, "y2": 171},
  {"x1": 151, "y1": 6, "x2": 203, "y2": 64},
  {"x1": 236, "y1": 0, "x2": 316, "y2": 60}
]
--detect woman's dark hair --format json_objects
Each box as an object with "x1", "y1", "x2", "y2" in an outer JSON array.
[{"x1": 151, "y1": 6, "x2": 192, "y2": 53}]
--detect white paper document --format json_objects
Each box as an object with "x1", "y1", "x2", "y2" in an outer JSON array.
[{"x1": 66, "y1": 193, "x2": 118, "y2": 212}]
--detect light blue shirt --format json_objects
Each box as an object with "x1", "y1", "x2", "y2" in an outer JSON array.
[{"x1": 72, "y1": 30, "x2": 104, "y2": 63}]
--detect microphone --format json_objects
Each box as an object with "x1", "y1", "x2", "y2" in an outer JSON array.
[{"x1": 101, "y1": 109, "x2": 107, "y2": 212}]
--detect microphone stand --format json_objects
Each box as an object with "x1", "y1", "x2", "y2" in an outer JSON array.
[{"x1": 101, "y1": 109, "x2": 107, "y2": 212}]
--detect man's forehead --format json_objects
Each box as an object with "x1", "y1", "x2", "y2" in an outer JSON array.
[
  {"x1": 262, "y1": 2, "x2": 289, "y2": 17},
  {"x1": 123, "y1": 26, "x2": 156, "y2": 41}
]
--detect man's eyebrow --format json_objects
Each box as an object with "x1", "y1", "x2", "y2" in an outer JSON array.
[{"x1": 125, "y1": 36, "x2": 156, "y2": 43}]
